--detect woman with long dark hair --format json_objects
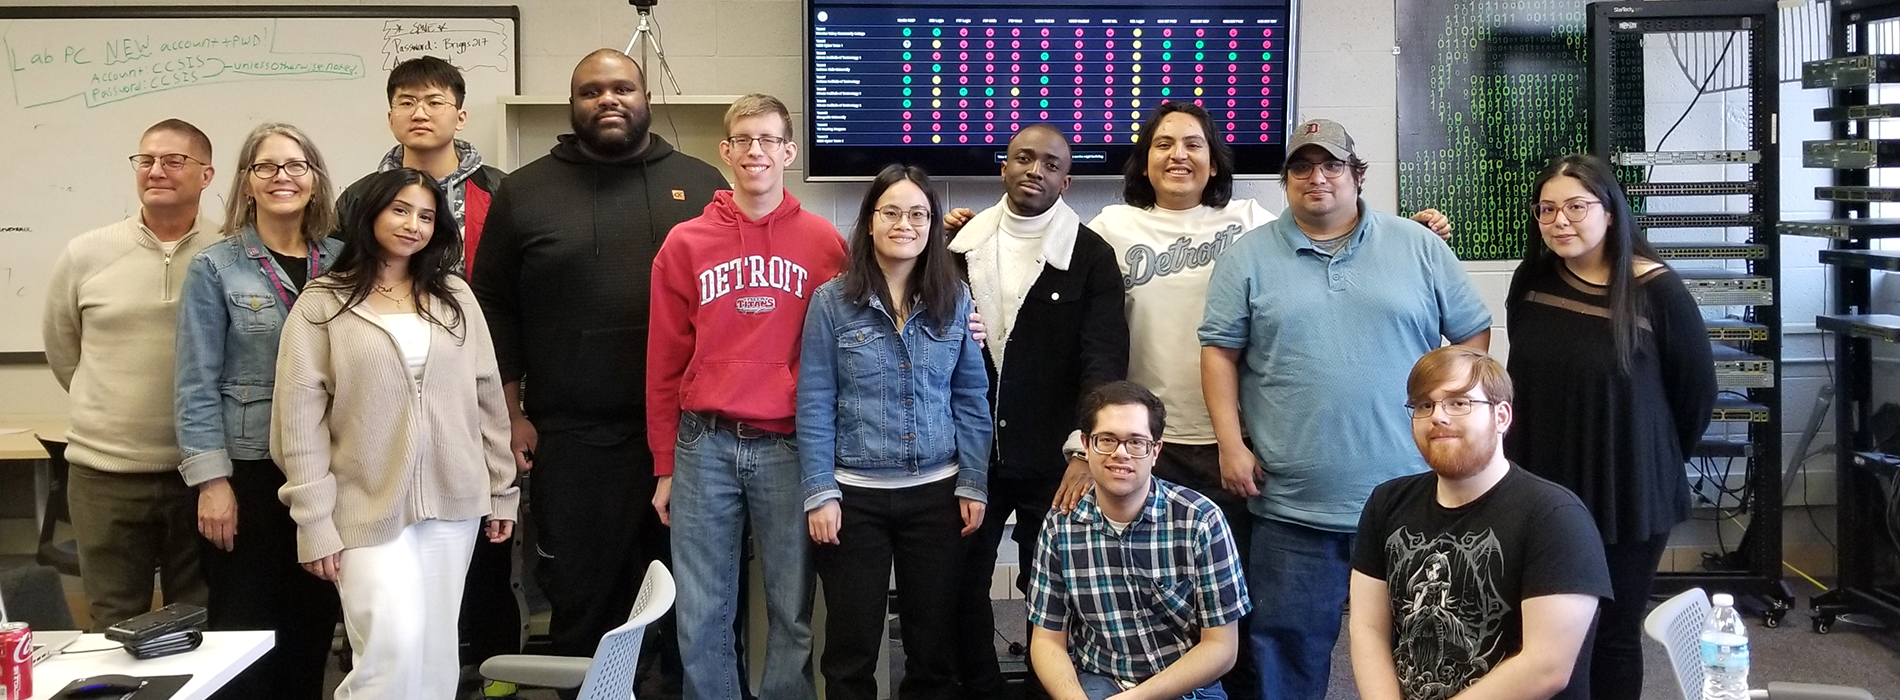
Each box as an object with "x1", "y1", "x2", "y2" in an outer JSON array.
[
  {"x1": 272, "y1": 168, "x2": 519, "y2": 699},
  {"x1": 1503, "y1": 153, "x2": 1716, "y2": 700},
  {"x1": 174, "y1": 122, "x2": 342, "y2": 700},
  {"x1": 797, "y1": 164, "x2": 992, "y2": 700}
]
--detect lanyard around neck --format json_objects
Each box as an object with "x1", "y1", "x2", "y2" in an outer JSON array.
[{"x1": 254, "y1": 239, "x2": 323, "y2": 309}]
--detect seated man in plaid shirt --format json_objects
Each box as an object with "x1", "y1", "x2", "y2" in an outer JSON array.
[{"x1": 1029, "y1": 381, "x2": 1252, "y2": 700}]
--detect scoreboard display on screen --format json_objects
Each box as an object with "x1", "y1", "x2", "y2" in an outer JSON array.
[{"x1": 806, "y1": 0, "x2": 1296, "y2": 179}]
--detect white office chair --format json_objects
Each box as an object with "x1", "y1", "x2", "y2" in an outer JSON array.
[
  {"x1": 481, "y1": 560, "x2": 676, "y2": 699},
  {"x1": 1643, "y1": 588, "x2": 1873, "y2": 700}
]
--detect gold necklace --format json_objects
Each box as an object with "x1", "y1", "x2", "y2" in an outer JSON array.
[{"x1": 373, "y1": 283, "x2": 411, "y2": 305}]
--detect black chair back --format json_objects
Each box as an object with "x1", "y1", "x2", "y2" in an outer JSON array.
[{"x1": 35, "y1": 437, "x2": 80, "y2": 577}]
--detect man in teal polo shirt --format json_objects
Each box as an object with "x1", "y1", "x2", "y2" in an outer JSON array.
[{"x1": 1197, "y1": 118, "x2": 1492, "y2": 700}]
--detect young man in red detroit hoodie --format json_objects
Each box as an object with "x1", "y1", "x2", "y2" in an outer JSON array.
[{"x1": 646, "y1": 94, "x2": 847, "y2": 700}]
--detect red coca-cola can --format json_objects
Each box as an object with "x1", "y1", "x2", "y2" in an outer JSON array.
[{"x1": 0, "y1": 620, "x2": 31, "y2": 700}]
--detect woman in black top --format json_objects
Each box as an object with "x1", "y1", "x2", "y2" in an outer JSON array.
[{"x1": 1503, "y1": 154, "x2": 1717, "y2": 700}]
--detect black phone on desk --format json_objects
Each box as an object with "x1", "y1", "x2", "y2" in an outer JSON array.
[{"x1": 103, "y1": 604, "x2": 205, "y2": 645}]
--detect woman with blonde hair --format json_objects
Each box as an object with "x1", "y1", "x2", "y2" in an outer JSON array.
[{"x1": 174, "y1": 122, "x2": 343, "y2": 700}]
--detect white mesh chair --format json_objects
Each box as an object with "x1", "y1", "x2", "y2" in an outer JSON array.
[
  {"x1": 1643, "y1": 588, "x2": 1873, "y2": 700},
  {"x1": 481, "y1": 560, "x2": 676, "y2": 699}
]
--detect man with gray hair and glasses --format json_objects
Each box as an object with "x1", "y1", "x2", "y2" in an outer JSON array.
[{"x1": 45, "y1": 119, "x2": 220, "y2": 630}]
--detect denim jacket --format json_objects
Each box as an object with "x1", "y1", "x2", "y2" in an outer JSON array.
[
  {"x1": 175, "y1": 226, "x2": 343, "y2": 486},
  {"x1": 797, "y1": 278, "x2": 992, "y2": 511}
]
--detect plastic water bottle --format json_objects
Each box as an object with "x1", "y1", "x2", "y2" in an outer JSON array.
[{"x1": 1701, "y1": 593, "x2": 1750, "y2": 700}]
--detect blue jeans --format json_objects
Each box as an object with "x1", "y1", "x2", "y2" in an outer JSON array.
[
  {"x1": 671, "y1": 413, "x2": 815, "y2": 700},
  {"x1": 1247, "y1": 517, "x2": 1354, "y2": 700},
  {"x1": 1077, "y1": 672, "x2": 1227, "y2": 700}
]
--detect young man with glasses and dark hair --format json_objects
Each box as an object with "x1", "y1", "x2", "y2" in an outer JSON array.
[
  {"x1": 645, "y1": 93, "x2": 846, "y2": 700},
  {"x1": 1199, "y1": 118, "x2": 1492, "y2": 700},
  {"x1": 1349, "y1": 346, "x2": 1610, "y2": 700},
  {"x1": 45, "y1": 119, "x2": 218, "y2": 631},
  {"x1": 337, "y1": 55, "x2": 506, "y2": 274},
  {"x1": 1028, "y1": 380, "x2": 1250, "y2": 700}
]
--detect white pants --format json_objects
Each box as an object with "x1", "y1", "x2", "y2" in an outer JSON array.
[{"x1": 333, "y1": 518, "x2": 479, "y2": 700}]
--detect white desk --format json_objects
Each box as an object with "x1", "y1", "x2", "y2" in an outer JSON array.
[{"x1": 32, "y1": 631, "x2": 273, "y2": 700}]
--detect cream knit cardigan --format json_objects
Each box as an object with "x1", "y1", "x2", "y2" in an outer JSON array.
[{"x1": 271, "y1": 276, "x2": 519, "y2": 562}]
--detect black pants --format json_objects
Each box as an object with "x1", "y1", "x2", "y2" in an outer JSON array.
[
  {"x1": 529, "y1": 430, "x2": 675, "y2": 675},
  {"x1": 204, "y1": 460, "x2": 341, "y2": 700},
  {"x1": 459, "y1": 530, "x2": 525, "y2": 665},
  {"x1": 956, "y1": 473, "x2": 1060, "y2": 696},
  {"x1": 1592, "y1": 535, "x2": 1668, "y2": 700},
  {"x1": 818, "y1": 479, "x2": 965, "y2": 700},
  {"x1": 1151, "y1": 442, "x2": 1257, "y2": 700}
]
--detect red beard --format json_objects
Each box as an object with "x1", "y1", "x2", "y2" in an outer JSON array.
[{"x1": 1422, "y1": 429, "x2": 1495, "y2": 480}]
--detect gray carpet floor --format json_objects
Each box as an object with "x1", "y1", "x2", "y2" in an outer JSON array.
[{"x1": 333, "y1": 587, "x2": 1900, "y2": 699}]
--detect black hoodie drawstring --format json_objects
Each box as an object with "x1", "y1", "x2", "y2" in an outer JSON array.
[
  {"x1": 592, "y1": 174, "x2": 604, "y2": 256},
  {"x1": 641, "y1": 158, "x2": 659, "y2": 244}
]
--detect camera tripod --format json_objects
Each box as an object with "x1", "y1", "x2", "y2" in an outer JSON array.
[{"x1": 625, "y1": 3, "x2": 684, "y2": 94}]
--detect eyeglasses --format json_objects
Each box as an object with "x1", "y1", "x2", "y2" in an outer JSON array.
[
  {"x1": 1088, "y1": 433, "x2": 1158, "y2": 458},
  {"x1": 726, "y1": 135, "x2": 790, "y2": 152},
  {"x1": 1285, "y1": 159, "x2": 1351, "y2": 180},
  {"x1": 128, "y1": 153, "x2": 206, "y2": 172},
  {"x1": 1533, "y1": 199, "x2": 1602, "y2": 224},
  {"x1": 248, "y1": 161, "x2": 314, "y2": 179},
  {"x1": 876, "y1": 207, "x2": 933, "y2": 228},
  {"x1": 1404, "y1": 397, "x2": 1498, "y2": 419},
  {"x1": 391, "y1": 96, "x2": 460, "y2": 115}
]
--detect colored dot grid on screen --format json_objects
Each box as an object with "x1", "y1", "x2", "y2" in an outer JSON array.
[
  {"x1": 810, "y1": 2, "x2": 1289, "y2": 174},
  {"x1": 889, "y1": 24, "x2": 1277, "y2": 145}
]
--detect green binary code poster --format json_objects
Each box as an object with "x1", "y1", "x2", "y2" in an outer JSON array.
[{"x1": 1397, "y1": 0, "x2": 1590, "y2": 261}]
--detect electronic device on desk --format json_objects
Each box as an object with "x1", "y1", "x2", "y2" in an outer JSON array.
[
  {"x1": 34, "y1": 629, "x2": 83, "y2": 664},
  {"x1": 104, "y1": 604, "x2": 207, "y2": 660}
]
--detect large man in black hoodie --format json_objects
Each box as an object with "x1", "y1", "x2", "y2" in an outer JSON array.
[{"x1": 472, "y1": 49, "x2": 728, "y2": 672}]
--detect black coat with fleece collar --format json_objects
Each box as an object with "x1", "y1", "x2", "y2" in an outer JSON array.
[
  {"x1": 472, "y1": 133, "x2": 729, "y2": 437},
  {"x1": 952, "y1": 224, "x2": 1129, "y2": 482}
]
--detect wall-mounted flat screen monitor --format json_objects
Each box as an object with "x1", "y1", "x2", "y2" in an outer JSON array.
[{"x1": 806, "y1": 0, "x2": 1296, "y2": 179}]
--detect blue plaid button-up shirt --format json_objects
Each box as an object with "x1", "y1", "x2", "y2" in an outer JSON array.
[{"x1": 1027, "y1": 477, "x2": 1251, "y2": 685}]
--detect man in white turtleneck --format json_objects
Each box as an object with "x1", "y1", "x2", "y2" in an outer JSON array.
[{"x1": 943, "y1": 124, "x2": 1130, "y2": 696}]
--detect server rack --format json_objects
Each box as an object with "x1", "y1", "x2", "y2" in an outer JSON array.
[{"x1": 1589, "y1": 0, "x2": 1795, "y2": 626}]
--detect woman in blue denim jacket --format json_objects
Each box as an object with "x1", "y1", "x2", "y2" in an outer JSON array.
[
  {"x1": 173, "y1": 123, "x2": 343, "y2": 700},
  {"x1": 797, "y1": 164, "x2": 993, "y2": 700}
]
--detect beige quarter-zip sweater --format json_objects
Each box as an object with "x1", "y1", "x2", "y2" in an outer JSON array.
[
  {"x1": 43, "y1": 213, "x2": 216, "y2": 473},
  {"x1": 272, "y1": 276, "x2": 520, "y2": 562}
]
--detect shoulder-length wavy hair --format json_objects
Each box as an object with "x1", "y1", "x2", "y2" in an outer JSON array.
[
  {"x1": 221, "y1": 122, "x2": 338, "y2": 239},
  {"x1": 315, "y1": 168, "x2": 464, "y2": 337},
  {"x1": 1120, "y1": 101, "x2": 1236, "y2": 210},
  {"x1": 842, "y1": 164, "x2": 960, "y2": 331},
  {"x1": 1525, "y1": 153, "x2": 1662, "y2": 375}
]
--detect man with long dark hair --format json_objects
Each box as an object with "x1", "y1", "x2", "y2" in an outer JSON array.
[{"x1": 471, "y1": 49, "x2": 727, "y2": 692}]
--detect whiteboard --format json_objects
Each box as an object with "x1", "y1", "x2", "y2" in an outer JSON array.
[{"x1": 0, "y1": 7, "x2": 519, "y2": 356}]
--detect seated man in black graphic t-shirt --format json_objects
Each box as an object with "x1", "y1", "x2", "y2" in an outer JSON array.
[{"x1": 1349, "y1": 346, "x2": 1612, "y2": 700}]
